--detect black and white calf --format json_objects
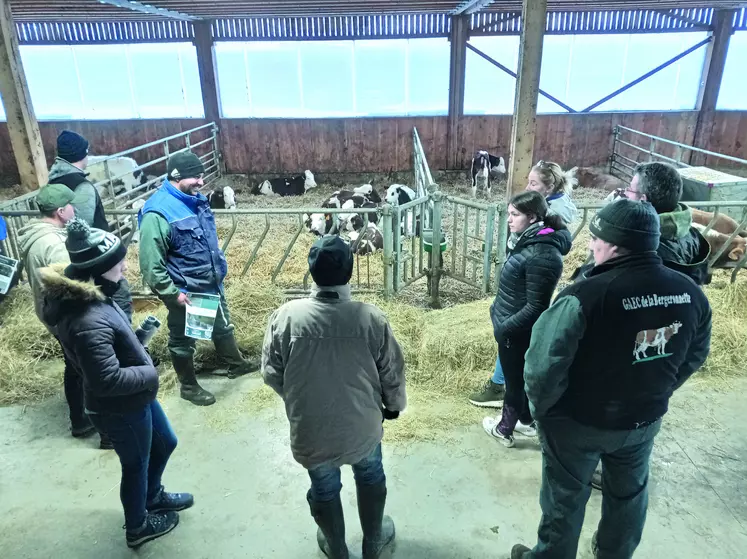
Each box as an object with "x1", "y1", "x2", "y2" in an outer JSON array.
[
  {"x1": 353, "y1": 184, "x2": 381, "y2": 204},
  {"x1": 207, "y1": 186, "x2": 237, "y2": 210},
  {"x1": 253, "y1": 170, "x2": 317, "y2": 196},
  {"x1": 349, "y1": 223, "x2": 384, "y2": 256},
  {"x1": 87, "y1": 155, "x2": 157, "y2": 197},
  {"x1": 384, "y1": 184, "x2": 417, "y2": 206},
  {"x1": 470, "y1": 150, "x2": 506, "y2": 198}
]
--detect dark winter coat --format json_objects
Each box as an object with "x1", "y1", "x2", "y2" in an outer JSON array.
[
  {"x1": 40, "y1": 263, "x2": 158, "y2": 414},
  {"x1": 525, "y1": 252, "x2": 711, "y2": 430},
  {"x1": 490, "y1": 223, "x2": 572, "y2": 341}
]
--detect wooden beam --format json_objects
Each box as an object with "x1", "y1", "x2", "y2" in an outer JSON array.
[
  {"x1": 453, "y1": 0, "x2": 497, "y2": 15},
  {"x1": 506, "y1": 0, "x2": 546, "y2": 198},
  {"x1": 0, "y1": 0, "x2": 46, "y2": 191},
  {"x1": 193, "y1": 21, "x2": 222, "y2": 161},
  {"x1": 447, "y1": 15, "x2": 468, "y2": 170},
  {"x1": 691, "y1": 8, "x2": 735, "y2": 166},
  {"x1": 96, "y1": 0, "x2": 199, "y2": 21}
]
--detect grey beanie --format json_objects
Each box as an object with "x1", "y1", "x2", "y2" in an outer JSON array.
[
  {"x1": 65, "y1": 218, "x2": 127, "y2": 278},
  {"x1": 589, "y1": 199, "x2": 661, "y2": 252}
]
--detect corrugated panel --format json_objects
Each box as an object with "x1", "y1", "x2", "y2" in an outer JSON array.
[
  {"x1": 15, "y1": 20, "x2": 195, "y2": 44},
  {"x1": 211, "y1": 13, "x2": 450, "y2": 40},
  {"x1": 735, "y1": 7, "x2": 747, "y2": 30},
  {"x1": 472, "y1": 8, "x2": 715, "y2": 35}
]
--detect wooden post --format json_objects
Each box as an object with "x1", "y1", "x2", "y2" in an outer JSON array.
[
  {"x1": 690, "y1": 9, "x2": 735, "y2": 166},
  {"x1": 447, "y1": 15, "x2": 468, "y2": 170},
  {"x1": 193, "y1": 20, "x2": 220, "y2": 127},
  {"x1": 506, "y1": 0, "x2": 546, "y2": 198},
  {"x1": 0, "y1": 0, "x2": 47, "y2": 191}
]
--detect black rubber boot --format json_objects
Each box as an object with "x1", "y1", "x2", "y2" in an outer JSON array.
[
  {"x1": 213, "y1": 335, "x2": 259, "y2": 379},
  {"x1": 307, "y1": 491, "x2": 350, "y2": 559},
  {"x1": 171, "y1": 354, "x2": 216, "y2": 406},
  {"x1": 356, "y1": 482, "x2": 395, "y2": 559}
]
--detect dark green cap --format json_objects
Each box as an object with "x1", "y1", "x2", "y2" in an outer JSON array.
[
  {"x1": 37, "y1": 183, "x2": 75, "y2": 212},
  {"x1": 167, "y1": 151, "x2": 205, "y2": 181}
]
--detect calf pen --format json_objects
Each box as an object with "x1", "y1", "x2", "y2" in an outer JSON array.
[{"x1": 2, "y1": 125, "x2": 746, "y2": 305}]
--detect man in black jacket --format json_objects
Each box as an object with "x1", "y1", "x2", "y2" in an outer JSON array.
[{"x1": 511, "y1": 200, "x2": 711, "y2": 559}]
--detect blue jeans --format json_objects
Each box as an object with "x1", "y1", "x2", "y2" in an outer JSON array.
[
  {"x1": 88, "y1": 400, "x2": 178, "y2": 530},
  {"x1": 307, "y1": 444, "x2": 386, "y2": 502},
  {"x1": 529, "y1": 416, "x2": 662, "y2": 559},
  {"x1": 491, "y1": 355, "x2": 505, "y2": 385}
]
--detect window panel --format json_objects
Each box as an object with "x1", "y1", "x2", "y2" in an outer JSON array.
[
  {"x1": 300, "y1": 42, "x2": 355, "y2": 116},
  {"x1": 538, "y1": 35, "x2": 573, "y2": 113},
  {"x1": 464, "y1": 36, "x2": 520, "y2": 115},
  {"x1": 408, "y1": 38, "x2": 449, "y2": 115},
  {"x1": 215, "y1": 43, "x2": 250, "y2": 118},
  {"x1": 718, "y1": 31, "x2": 747, "y2": 110},
  {"x1": 129, "y1": 44, "x2": 188, "y2": 118},
  {"x1": 74, "y1": 45, "x2": 135, "y2": 119},
  {"x1": 354, "y1": 40, "x2": 407, "y2": 116},
  {"x1": 20, "y1": 46, "x2": 82, "y2": 120},
  {"x1": 566, "y1": 35, "x2": 628, "y2": 111},
  {"x1": 245, "y1": 42, "x2": 302, "y2": 117}
]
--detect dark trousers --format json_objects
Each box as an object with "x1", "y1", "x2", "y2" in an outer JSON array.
[
  {"x1": 88, "y1": 400, "x2": 178, "y2": 530},
  {"x1": 497, "y1": 331, "x2": 532, "y2": 435},
  {"x1": 529, "y1": 416, "x2": 662, "y2": 559},
  {"x1": 307, "y1": 444, "x2": 386, "y2": 502},
  {"x1": 57, "y1": 339, "x2": 87, "y2": 429}
]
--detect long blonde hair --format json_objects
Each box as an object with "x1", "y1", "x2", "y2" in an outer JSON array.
[{"x1": 532, "y1": 161, "x2": 578, "y2": 196}]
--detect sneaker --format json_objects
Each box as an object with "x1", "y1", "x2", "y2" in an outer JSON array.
[
  {"x1": 482, "y1": 416, "x2": 515, "y2": 448},
  {"x1": 99, "y1": 434, "x2": 114, "y2": 450},
  {"x1": 125, "y1": 511, "x2": 179, "y2": 548},
  {"x1": 515, "y1": 420, "x2": 537, "y2": 437},
  {"x1": 468, "y1": 380, "x2": 506, "y2": 408},
  {"x1": 147, "y1": 488, "x2": 194, "y2": 514},
  {"x1": 591, "y1": 465, "x2": 603, "y2": 491}
]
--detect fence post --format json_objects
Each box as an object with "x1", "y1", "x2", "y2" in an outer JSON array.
[
  {"x1": 482, "y1": 204, "x2": 496, "y2": 294},
  {"x1": 392, "y1": 206, "x2": 401, "y2": 294},
  {"x1": 493, "y1": 203, "x2": 508, "y2": 293},
  {"x1": 212, "y1": 122, "x2": 224, "y2": 177},
  {"x1": 103, "y1": 161, "x2": 122, "y2": 235},
  {"x1": 382, "y1": 204, "x2": 394, "y2": 299},
  {"x1": 429, "y1": 189, "x2": 443, "y2": 308},
  {"x1": 609, "y1": 125, "x2": 620, "y2": 175}
]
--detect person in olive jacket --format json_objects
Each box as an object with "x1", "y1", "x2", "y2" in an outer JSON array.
[
  {"x1": 482, "y1": 191, "x2": 572, "y2": 448},
  {"x1": 40, "y1": 219, "x2": 193, "y2": 549}
]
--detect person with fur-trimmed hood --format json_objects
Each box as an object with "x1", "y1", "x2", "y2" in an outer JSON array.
[
  {"x1": 510, "y1": 200, "x2": 711, "y2": 559},
  {"x1": 40, "y1": 219, "x2": 193, "y2": 549}
]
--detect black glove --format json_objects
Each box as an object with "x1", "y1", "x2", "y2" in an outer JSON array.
[
  {"x1": 145, "y1": 347, "x2": 161, "y2": 368},
  {"x1": 382, "y1": 408, "x2": 400, "y2": 421}
]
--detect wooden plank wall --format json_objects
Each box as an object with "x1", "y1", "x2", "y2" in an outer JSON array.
[{"x1": 0, "y1": 111, "x2": 745, "y2": 185}]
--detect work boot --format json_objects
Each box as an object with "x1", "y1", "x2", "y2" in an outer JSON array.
[
  {"x1": 125, "y1": 511, "x2": 179, "y2": 548},
  {"x1": 356, "y1": 481, "x2": 395, "y2": 559},
  {"x1": 171, "y1": 354, "x2": 216, "y2": 406},
  {"x1": 71, "y1": 417, "x2": 96, "y2": 439},
  {"x1": 511, "y1": 543, "x2": 532, "y2": 558},
  {"x1": 468, "y1": 379, "x2": 505, "y2": 408},
  {"x1": 306, "y1": 491, "x2": 349, "y2": 559},
  {"x1": 213, "y1": 335, "x2": 259, "y2": 379},
  {"x1": 99, "y1": 433, "x2": 114, "y2": 450}
]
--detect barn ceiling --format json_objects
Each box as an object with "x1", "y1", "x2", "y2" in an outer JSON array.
[{"x1": 8, "y1": 0, "x2": 747, "y2": 21}]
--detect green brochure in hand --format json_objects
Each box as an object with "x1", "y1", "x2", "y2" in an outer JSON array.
[{"x1": 185, "y1": 292, "x2": 221, "y2": 340}]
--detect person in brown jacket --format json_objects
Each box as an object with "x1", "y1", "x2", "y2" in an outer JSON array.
[{"x1": 262, "y1": 235, "x2": 407, "y2": 559}]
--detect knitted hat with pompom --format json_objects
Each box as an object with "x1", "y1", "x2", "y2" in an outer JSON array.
[{"x1": 64, "y1": 218, "x2": 127, "y2": 279}]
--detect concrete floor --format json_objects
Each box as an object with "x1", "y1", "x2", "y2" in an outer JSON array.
[{"x1": 1, "y1": 374, "x2": 746, "y2": 559}]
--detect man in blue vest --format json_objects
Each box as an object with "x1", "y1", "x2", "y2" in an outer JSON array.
[{"x1": 138, "y1": 151, "x2": 256, "y2": 406}]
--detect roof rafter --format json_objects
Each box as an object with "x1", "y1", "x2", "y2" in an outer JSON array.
[
  {"x1": 452, "y1": 0, "x2": 496, "y2": 16},
  {"x1": 96, "y1": 0, "x2": 199, "y2": 21}
]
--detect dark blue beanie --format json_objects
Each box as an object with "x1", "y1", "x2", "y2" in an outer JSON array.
[
  {"x1": 57, "y1": 130, "x2": 89, "y2": 163},
  {"x1": 308, "y1": 235, "x2": 354, "y2": 287}
]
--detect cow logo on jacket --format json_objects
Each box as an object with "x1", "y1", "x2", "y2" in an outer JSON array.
[{"x1": 632, "y1": 321, "x2": 682, "y2": 364}]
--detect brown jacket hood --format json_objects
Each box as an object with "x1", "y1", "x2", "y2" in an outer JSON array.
[{"x1": 39, "y1": 263, "x2": 105, "y2": 326}]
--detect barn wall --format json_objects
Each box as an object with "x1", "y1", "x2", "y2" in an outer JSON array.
[{"x1": 1, "y1": 111, "x2": 745, "y2": 186}]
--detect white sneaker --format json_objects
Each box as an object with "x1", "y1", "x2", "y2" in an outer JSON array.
[
  {"x1": 515, "y1": 420, "x2": 537, "y2": 437},
  {"x1": 482, "y1": 416, "x2": 515, "y2": 448}
]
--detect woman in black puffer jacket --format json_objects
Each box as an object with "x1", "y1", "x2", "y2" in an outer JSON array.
[
  {"x1": 482, "y1": 191, "x2": 572, "y2": 448},
  {"x1": 40, "y1": 219, "x2": 192, "y2": 549}
]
